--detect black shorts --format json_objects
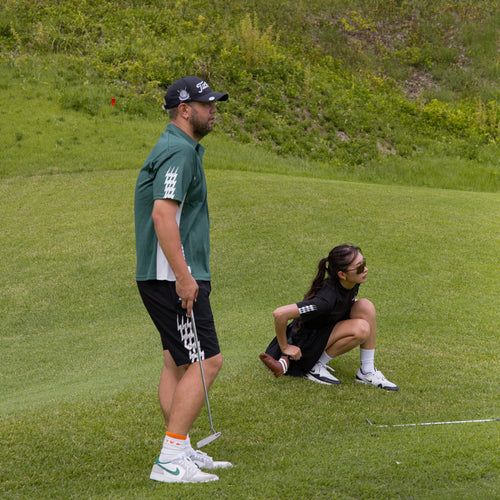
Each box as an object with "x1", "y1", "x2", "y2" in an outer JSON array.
[
  {"x1": 137, "y1": 280, "x2": 220, "y2": 366},
  {"x1": 265, "y1": 311, "x2": 351, "y2": 376}
]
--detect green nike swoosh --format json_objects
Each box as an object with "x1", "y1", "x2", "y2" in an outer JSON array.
[{"x1": 157, "y1": 462, "x2": 181, "y2": 476}]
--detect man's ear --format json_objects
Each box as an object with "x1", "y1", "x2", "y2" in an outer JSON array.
[
  {"x1": 337, "y1": 270, "x2": 346, "y2": 281},
  {"x1": 178, "y1": 102, "x2": 191, "y2": 119}
]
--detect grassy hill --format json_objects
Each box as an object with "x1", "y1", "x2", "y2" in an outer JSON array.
[{"x1": 1, "y1": 0, "x2": 498, "y2": 191}]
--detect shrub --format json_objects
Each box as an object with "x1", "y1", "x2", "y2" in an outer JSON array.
[{"x1": 1, "y1": 0, "x2": 498, "y2": 172}]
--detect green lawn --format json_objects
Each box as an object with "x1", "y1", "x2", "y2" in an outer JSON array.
[{"x1": 1, "y1": 164, "x2": 498, "y2": 498}]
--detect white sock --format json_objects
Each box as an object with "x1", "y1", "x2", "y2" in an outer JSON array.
[
  {"x1": 279, "y1": 357, "x2": 289, "y2": 374},
  {"x1": 185, "y1": 434, "x2": 197, "y2": 456},
  {"x1": 360, "y1": 348, "x2": 375, "y2": 374},
  {"x1": 159, "y1": 432, "x2": 189, "y2": 462},
  {"x1": 318, "y1": 351, "x2": 333, "y2": 365}
]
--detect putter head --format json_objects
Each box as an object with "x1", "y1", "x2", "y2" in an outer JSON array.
[{"x1": 196, "y1": 432, "x2": 221, "y2": 449}]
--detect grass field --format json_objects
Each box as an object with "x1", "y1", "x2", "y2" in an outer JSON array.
[{"x1": 1, "y1": 155, "x2": 499, "y2": 498}]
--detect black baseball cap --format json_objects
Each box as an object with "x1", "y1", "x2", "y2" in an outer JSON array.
[{"x1": 163, "y1": 76, "x2": 228, "y2": 110}]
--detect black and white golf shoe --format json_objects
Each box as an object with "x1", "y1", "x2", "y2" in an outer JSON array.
[
  {"x1": 305, "y1": 362, "x2": 341, "y2": 385},
  {"x1": 355, "y1": 368, "x2": 399, "y2": 391}
]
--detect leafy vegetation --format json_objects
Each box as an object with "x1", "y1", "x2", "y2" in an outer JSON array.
[{"x1": 1, "y1": 0, "x2": 498, "y2": 190}]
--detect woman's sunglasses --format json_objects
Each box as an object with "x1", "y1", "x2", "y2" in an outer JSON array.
[{"x1": 344, "y1": 258, "x2": 366, "y2": 274}]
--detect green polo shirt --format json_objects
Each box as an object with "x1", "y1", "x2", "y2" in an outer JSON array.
[{"x1": 134, "y1": 123, "x2": 210, "y2": 281}]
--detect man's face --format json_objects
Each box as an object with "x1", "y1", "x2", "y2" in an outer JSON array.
[{"x1": 187, "y1": 101, "x2": 217, "y2": 140}]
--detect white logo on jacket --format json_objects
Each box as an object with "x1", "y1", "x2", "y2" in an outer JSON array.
[{"x1": 298, "y1": 304, "x2": 317, "y2": 315}]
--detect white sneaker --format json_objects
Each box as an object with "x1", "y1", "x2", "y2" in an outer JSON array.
[
  {"x1": 305, "y1": 362, "x2": 341, "y2": 385},
  {"x1": 150, "y1": 456, "x2": 219, "y2": 483},
  {"x1": 355, "y1": 368, "x2": 399, "y2": 391},
  {"x1": 190, "y1": 449, "x2": 233, "y2": 470}
]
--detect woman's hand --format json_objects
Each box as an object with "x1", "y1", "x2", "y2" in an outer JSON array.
[{"x1": 282, "y1": 344, "x2": 302, "y2": 360}]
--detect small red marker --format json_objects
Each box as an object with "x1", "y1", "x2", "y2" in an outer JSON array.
[{"x1": 111, "y1": 98, "x2": 116, "y2": 107}]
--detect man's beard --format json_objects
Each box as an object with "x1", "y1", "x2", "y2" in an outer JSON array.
[{"x1": 190, "y1": 107, "x2": 213, "y2": 139}]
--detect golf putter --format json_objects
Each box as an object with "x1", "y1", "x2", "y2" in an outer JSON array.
[{"x1": 190, "y1": 311, "x2": 221, "y2": 448}]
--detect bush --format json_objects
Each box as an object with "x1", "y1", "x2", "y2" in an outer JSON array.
[{"x1": 1, "y1": 0, "x2": 498, "y2": 173}]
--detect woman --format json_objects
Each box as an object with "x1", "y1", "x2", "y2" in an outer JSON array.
[{"x1": 259, "y1": 244, "x2": 398, "y2": 390}]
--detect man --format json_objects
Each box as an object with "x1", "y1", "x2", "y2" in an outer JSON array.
[{"x1": 134, "y1": 76, "x2": 231, "y2": 483}]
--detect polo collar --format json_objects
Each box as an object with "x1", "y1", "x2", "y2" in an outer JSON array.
[{"x1": 167, "y1": 123, "x2": 205, "y2": 153}]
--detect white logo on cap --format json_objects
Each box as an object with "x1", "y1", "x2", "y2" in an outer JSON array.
[
  {"x1": 209, "y1": 97, "x2": 215, "y2": 101},
  {"x1": 196, "y1": 80, "x2": 209, "y2": 93},
  {"x1": 178, "y1": 89, "x2": 190, "y2": 101}
]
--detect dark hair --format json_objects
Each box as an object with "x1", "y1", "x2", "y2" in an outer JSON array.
[
  {"x1": 167, "y1": 107, "x2": 179, "y2": 120},
  {"x1": 303, "y1": 244, "x2": 362, "y2": 300}
]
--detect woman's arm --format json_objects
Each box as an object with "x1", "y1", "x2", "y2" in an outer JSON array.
[{"x1": 273, "y1": 304, "x2": 302, "y2": 360}]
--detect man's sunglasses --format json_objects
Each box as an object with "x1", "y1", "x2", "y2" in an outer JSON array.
[{"x1": 344, "y1": 258, "x2": 366, "y2": 274}]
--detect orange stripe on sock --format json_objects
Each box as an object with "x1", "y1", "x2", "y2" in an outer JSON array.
[{"x1": 165, "y1": 431, "x2": 187, "y2": 440}]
